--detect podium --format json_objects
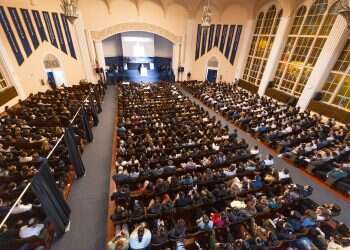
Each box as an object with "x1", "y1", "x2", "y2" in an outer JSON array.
[{"x1": 140, "y1": 65, "x2": 148, "y2": 76}]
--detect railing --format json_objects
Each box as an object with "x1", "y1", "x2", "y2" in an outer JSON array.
[{"x1": 0, "y1": 92, "x2": 93, "y2": 230}]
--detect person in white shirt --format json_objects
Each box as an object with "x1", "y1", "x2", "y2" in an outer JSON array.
[
  {"x1": 278, "y1": 169, "x2": 290, "y2": 181},
  {"x1": 263, "y1": 155, "x2": 274, "y2": 167},
  {"x1": 282, "y1": 125, "x2": 292, "y2": 134},
  {"x1": 223, "y1": 164, "x2": 237, "y2": 177},
  {"x1": 196, "y1": 214, "x2": 213, "y2": 231},
  {"x1": 129, "y1": 224, "x2": 151, "y2": 250},
  {"x1": 11, "y1": 202, "x2": 32, "y2": 215},
  {"x1": 250, "y1": 145, "x2": 259, "y2": 156},
  {"x1": 19, "y1": 218, "x2": 44, "y2": 239}
]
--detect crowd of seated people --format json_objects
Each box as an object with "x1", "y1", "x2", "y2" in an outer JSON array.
[
  {"x1": 109, "y1": 83, "x2": 350, "y2": 250},
  {"x1": 180, "y1": 81, "x2": 350, "y2": 196},
  {"x1": 0, "y1": 82, "x2": 104, "y2": 249}
]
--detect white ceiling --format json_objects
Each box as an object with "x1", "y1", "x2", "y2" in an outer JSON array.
[{"x1": 96, "y1": 0, "x2": 268, "y2": 16}]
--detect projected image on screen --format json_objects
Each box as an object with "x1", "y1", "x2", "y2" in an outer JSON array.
[{"x1": 121, "y1": 32, "x2": 155, "y2": 58}]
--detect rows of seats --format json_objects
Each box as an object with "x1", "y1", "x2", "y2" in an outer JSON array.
[
  {"x1": 181, "y1": 81, "x2": 350, "y2": 196},
  {"x1": 109, "y1": 83, "x2": 350, "y2": 250},
  {"x1": 0, "y1": 82, "x2": 105, "y2": 249}
]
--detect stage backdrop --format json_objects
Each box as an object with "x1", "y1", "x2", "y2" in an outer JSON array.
[{"x1": 121, "y1": 31, "x2": 155, "y2": 58}]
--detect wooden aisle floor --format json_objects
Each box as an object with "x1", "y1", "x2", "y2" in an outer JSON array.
[{"x1": 52, "y1": 86, "x2": 116, "y2": 250}]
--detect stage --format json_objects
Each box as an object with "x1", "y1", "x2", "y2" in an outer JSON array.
[{"x1": 105, "y1": 56, "x2": 174, "y2": 83}]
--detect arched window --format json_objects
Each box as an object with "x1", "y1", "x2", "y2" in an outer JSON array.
[
  {"x1": 243, "y1": 5, "x2": 282, "y2": 86},
  {"x1": 273, "y1": 0, "x2": 337, "y2": 97},
  {"x1": 320, "y1": 38, "x2": 350, "y2": 110},
  {"x1": 290, "y1": 6, "x2": 307, "y2": 35}
]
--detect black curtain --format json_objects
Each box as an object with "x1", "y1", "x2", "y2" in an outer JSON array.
[
  {"x1": 81, "y1": 107, "x2": 93, "y2": 142},
  {"x1": 93, "y1": 86, "x2": 102, "y2": 113},
  {"x1": 89, "y1": 95, "x2": 99, "y2": 126},
  {"x1": 31, "y1": 160, "x2": 71, "y2": 238},
  {"x1": 64, "y1": 127, "x2": 85, "y2": 178}
]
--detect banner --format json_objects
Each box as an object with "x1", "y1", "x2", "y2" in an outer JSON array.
[
  {"x1": 230, "y1": 25, "x2": 242, "y2": 65},
  {"x1": 201, "y1": 27, "x2": 208, "y2": 56},
  {"x1": 214, "y1": 24, "x2": 221, "y2": 47},
  {"x1": 64, "y1": 128, "x2": 85, "y2": 178},
  {"x1": 0, "y1": 6, "x2": 24, "y2": 65},
  {"x1": 32, "y1": 10, "x2": 47, "y2": 42},
  {"x1": 20, "y1": 9, "x2": 39, "y2": 49},
  {"x1": 219, "y1": 25, "x2": 228, "y2": 53},
  {"x1": 225, "y1": 25, "x2": 236, "y2": 59},
  {"x1": 52, "y1": 13, "x2": 67, "y2": 54},
  {"x1": 43, "y1": 11, "x2": 58, "y2": 48},
  {"x1": 61, "y1": 14, "x2": 76, "y2": 59},
  {"x1": 207, "y1": 24, "x2": 215, "y2": 52},
  {"x1": 31, "y1": 161, "x2": 71, "y2": 238},
  {"x1": 8, "y1": 7, "x2": 32, "y2": 57},
  {"x1": 195, "y1": 24, "x2": 202, "y2": 60}
]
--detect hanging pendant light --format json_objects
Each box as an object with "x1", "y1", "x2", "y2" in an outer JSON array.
[
  {"x1": 201, "y1": 0, "x2": 212, "y2": 29},
  {"x1": 61, "y1": 0, "x2": 79, "y2": 24}
]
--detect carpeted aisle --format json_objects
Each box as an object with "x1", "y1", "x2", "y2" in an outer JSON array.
[
  {"x1": 52, "y1": 86, "x2": 116, "y2": 250},
  {"x1": 178, "y1": 85, "x2": 350, "y2": 226}
]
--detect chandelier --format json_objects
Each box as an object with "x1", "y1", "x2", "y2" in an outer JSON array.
[
  {"x1": 201, "y1": 0, "x2": 212, "y2": 29},
  {"x1": 337, "y1": 0, "x2": 350, "y2": 29},
  {"x1": 61, "y1": 0, "x2": 79, "y2": 23}
]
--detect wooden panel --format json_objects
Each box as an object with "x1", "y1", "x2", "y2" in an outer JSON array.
[
  {"x1": 238, "y1": 79, "x2": 258, "y2": 93},
  {"x1": 308, "y1": 100, "x2": 350, "y2": 124},
  {"x1": 0, "y1": 86, "x2": 18, "y2": 107},
  {"x1": 265, "y1": 88, "x2": 296, "y2": 105}
]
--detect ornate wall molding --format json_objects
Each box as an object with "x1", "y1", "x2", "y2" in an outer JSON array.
[{"x1": 90, "y1": 22, "x2": 182, "y2": 44}]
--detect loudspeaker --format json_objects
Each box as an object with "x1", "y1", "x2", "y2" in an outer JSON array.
[
  {"x1": 178, "y1": 66, "x2": 184, "y2": 73},
  {"x1": 313, "y1": 92, "x2": 322, "y2": 101},
  {"x1": 95, "y1": 68, "x2": 103, "y2": 73},
  {"x1": 268, "y1": 81, "x2": 274, "y2": 88}
]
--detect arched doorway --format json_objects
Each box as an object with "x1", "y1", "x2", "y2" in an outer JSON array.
[
  {"x1": 101, "y1": 31, "x2": 175, "y2": 83},
  {"x1": 43, "y1": 54, "x2": 66, "y2": 88},
  {"x1": 206, "y1": 56, "x2": 219, "y2": 83},
  {"x1": 91, "y1": 22, "x2": 182, "y2": 82}
]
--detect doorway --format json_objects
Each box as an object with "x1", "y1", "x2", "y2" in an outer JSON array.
[
  {"x1": 43, "y1": 54, "x2": 66, "y2": 88},
  {"x1": 207, "y1": 69, "x2": 218, "y2": 83},
  {"x1": 206, "y1": 56, "x2": 219, "y2": 83}
]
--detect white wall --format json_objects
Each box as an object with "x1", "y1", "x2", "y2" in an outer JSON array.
[
  {"x1": 191, "y1": 3, "x2": 250, "y2": 82},
  {"x1": 102, "y1": 34, "x2": 123, "y2": 57},
  {"x1": 78, "y1": 0, "x2": 255, "y2": 82},
  {"x1": 0, "y1": 0, "x2": 86, "y2": 104},
  {"x1": 154, "y1": 35, "x2": 173, "y2": 58},
  {"x1": 102, "y1": 32, "x2": 173, "y2": 58}
]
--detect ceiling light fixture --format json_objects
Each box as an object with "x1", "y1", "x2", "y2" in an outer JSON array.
[{"x1": 201, "y1": 0, "x2": 212, "y2": 29}]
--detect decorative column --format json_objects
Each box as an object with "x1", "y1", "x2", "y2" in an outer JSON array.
[
  {"x1": 94, "y1": 40, "x2": 106, "y2": 71},
  {"x1": 233, "y1": 19, "x2": 254, "y2": 81},
  {"x1": 297, "y1": 16, "x2": 348, "y2": 110},
  {"x1": 258, "y1": 15, "x2": 292, "y2": 96},
  {"x1": 85, "y1": 30, "x2": 97, "y2": 72},
  {"x1": 0, "y1": 40, "x2": 26, "y2": 98},
  {"x1": 183, "y1": 20, "x2": 197, "y2": 80},
  {"x1": 73, "y1": 12, "x2": 96, "y2": 83},
  {"x1": 172, "y1": 43, "x2": 181, "y2": 81}
]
